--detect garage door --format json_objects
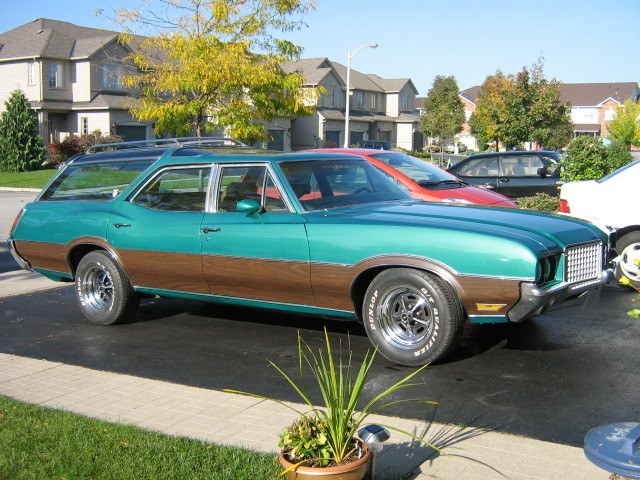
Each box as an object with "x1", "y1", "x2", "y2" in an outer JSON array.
[{"x1": 115, "y1": 125, "x2": 147, "y2": 142}]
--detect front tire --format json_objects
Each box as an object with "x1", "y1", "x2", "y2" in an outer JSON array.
[
  {"x1": 363, "y1": 269, "x2": 465, "y2": 366},
  {"x1": 75, "y1": 251, "x2": 139, "y2": 325},
  {"x1": 615, "y1": 232, "x2": 640, "y2": 288}
]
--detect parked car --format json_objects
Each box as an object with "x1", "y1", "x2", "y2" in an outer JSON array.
[
  {"x1": 560, "y1": 159, "x2": 640, "y2": 287},
  {"x1": 443, "y1": 142, "x2": 467, "y2": 153},
  {"x1": 357, "y1": 140, "x2": 391, "y2": 150},
  {"x1": 309, "y1": 148, "x2": 517, "y2": 207},
  {"x1": 447, "y1": 150, "x2": 563, "y2": 198},
  {"x1": 9, "y1": 140, "x2": 611, "y2": 366}
]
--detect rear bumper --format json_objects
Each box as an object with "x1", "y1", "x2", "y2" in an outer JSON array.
[
  {"x1": 8, "y1": 238, "x2": 33, "y2": 272},
  {"x1": 508, "y1": 267, "x2": 614, "y2": 323}
]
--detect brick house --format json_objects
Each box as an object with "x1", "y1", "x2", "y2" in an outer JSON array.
[
  {"x1": 0, "y1": 18, "x2": 154, "y2": 144},
  {"x1": 454, "y1": 82, "x2": 640, "y2": 150},
  {"x1": 282, "y1": 58, "x2": 420, "y2": 150},
  {"x1": 1, "y1": 19, "x2": 421, "y2": 151},
  {"x1": 0, "y1": 18, "x2": 294, "y2": 149}
]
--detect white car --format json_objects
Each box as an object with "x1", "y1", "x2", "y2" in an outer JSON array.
[{"x1": 559, "y1": 159, "x2": 640, "y2": 287}]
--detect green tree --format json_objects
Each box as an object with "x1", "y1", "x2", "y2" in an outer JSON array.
[
  {"x1": 113, "y1": 0, "x2": 319, "y2": 141},
  {"x1": 0, "y1": 90, "x2": 46, "y2": 172},
  {"x1": 469, "y1": 61, "x2": 572, "y2": 150},
  {"x1": 607, "y1": 99, "x2": 640, "y2": 148},
  {"x1": 419, "y1": 75, "x2": 465, "y2": 149},
  {"x1": 469, "y1": 71, "x2": 510, "y2": 151}
]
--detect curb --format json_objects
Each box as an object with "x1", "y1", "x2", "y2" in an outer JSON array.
[{"x1": 0, "y1": 187, "x2": 41, "y2": 193}]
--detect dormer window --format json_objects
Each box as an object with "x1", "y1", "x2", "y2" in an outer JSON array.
[
  {"x1": 101, "y1": 63, "x2": 126, "y2": 90},
  {"x1": 49, "y1": 62, "x2": 63, "y2": 88}
]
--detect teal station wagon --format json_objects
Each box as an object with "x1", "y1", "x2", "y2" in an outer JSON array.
[{"x1": 9, "y1": 140, "x2": 612, "y2": 365}]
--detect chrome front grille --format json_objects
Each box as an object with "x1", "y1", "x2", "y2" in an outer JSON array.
[{"x1": 565, "y1": 242, "x2": 602, "y2": 284}]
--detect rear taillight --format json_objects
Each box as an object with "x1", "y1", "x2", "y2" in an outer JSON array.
[
  {"x1": 559, "y1": 199, "x2": 570, "y2": 213},
  {"x1": 10, "y1": 208, "x2": 25, "y2": 237}
]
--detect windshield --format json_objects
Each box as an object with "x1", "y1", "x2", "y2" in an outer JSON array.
[
  {"x1": 597, "y1": 159, "x2": 640, "y2": 183},
  {"x1": 279, "y1": 158, "x2": 410, "y2": 211},
  {"x1": 369, "y1": 152, "x2": 464, "y2": 187}
]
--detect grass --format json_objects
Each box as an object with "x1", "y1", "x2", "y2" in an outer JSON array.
[
  {"x1": 0, "y1": 395, "x2": 281, "y2": 480},
  {"x1": 0, "y1": 169, "x2": 56, "y2": 189}
]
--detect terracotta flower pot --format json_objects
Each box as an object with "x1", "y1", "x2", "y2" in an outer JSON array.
[{"x1": 278, "y1": 440, "x2": 371, "y2": 480}]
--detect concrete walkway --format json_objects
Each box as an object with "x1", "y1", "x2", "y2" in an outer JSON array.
[{"x1": 0, "y1": 352, "x2": 607, "y2": 479}]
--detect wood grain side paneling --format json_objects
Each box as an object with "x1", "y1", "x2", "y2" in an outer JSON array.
[
  {"x1": 118, "y1": 249, "x2": 210, "y2": 294},
  {"x1": 13, "y1": 240, "x2": 70, "y2": 274},
  {"x1": 203, "y1": 255, "x2": 314, "y2": 305}
]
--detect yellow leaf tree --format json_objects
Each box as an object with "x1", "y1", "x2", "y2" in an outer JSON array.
[{"x1": 112, "y1": 0, "x2": 319, "y2": 141}]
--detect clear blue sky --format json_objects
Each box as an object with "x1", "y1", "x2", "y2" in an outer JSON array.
[{"x1": 1, "y1": 0, "x2": 638, "y2": 95}]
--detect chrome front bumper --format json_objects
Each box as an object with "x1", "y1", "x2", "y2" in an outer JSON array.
[
  {"x1": 8, "y1": 238, "x2": 33, "y2": 272},
  {"x1": 508, "y1": 267, "x2": 614, "y2": 323}
]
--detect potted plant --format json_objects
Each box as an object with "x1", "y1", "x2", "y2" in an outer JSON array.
[{"x1": 228, "y1": 328, "x2": 437, "y2": 479}]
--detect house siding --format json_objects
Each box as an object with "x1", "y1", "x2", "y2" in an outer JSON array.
[{"x1": 0, "y1": 61, "x2": 41, "y2": 106}]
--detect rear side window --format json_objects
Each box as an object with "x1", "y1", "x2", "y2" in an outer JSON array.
[
  {"x1": 40, "y1": 160, "x2": 152, "y2": 201},
  {"x1": 132, "y1": 166, "x2": 211, "y2": 212}
]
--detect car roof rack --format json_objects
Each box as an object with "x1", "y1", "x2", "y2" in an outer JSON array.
[{"x1": 85, "y1": 137, "x2": 248, "y2": 153}]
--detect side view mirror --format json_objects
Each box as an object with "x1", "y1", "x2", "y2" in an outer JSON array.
[
  {"x1": 537, "y1": 167, "x2": 549, "y2": 178},
  {"x1": 236, "y1": 199, "x2": 263, "y2": 215}
]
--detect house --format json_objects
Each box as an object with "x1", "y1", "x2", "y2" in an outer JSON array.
[
  {"x1": 282, "y1": 58, "x2": 420, "y2": 151},
  {"x1": 0, "y1": 19, "x2": 421, "y2": 152},
  {"x1": 0, "y1": 18, "x2": 154, "y2": 144},
  {"x1": 455, "y1": 82, "x2": 640, "y2": 149}
]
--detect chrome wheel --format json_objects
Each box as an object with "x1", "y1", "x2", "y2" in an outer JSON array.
[
  {"x1": 81, "y1": 265, "x2": 114, "y2": 311},
  {"x1": 363, "y1": 268, "x2": 465, "y2": 366},
  {"x1": 75, "y1": 251, "x2": 139, "y2": 325},
  {"x1": 378, "y1": 287, "x2": 435, "y2": 350},
  {"x1": 619, "y1": 241, "x2": 640, "y2": 285}
]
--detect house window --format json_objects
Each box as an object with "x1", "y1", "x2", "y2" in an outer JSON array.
[
  {"x1": 80, "y1": 117, "x2": 89, "y2": 135},
  {"x1": 356, "y1": 92, "x2": 364, "y2": 108},
  {"x1": 401, "y1": 94, "x2": 410, "y2": 111},
  {"x1": 49, "y1": 63, "x2": 63, "y2": 88},
  {"x1": 371, "y1": 94, "x2": 377, "y2": 110},
  {"x1": 28, "y1": 61, "x2": 38, "y2": 86},
  {"x1": 604, "y1": 108, "x2": 616, "y2": 121},
  {"x1": 101, "y1": 64, "x2": 126, "y2": 90}
]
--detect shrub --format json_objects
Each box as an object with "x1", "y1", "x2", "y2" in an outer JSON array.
[
  {"x1": 605, "y1": 138, "x2": 633, "y2": 172},
  {"x1": 323, "y1": 141, "x2": 338, "y2": 148},
  {"x1": 518, "y1": 193, "x2": 560, "y2": 212},
  {"x1": 46, "y1": 131, "x2": 122, "y2": 167},
  {"x1": 563, "y1": 136, "x2": 633, "y2": 181},
  {"x1": 0, "y1": 90, "x2": 46, "y2": 172}
]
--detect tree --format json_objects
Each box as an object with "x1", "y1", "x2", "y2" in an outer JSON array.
[
  {"x1": 608, "y1": 99, "x2": 640, "y2": 148},
  {"x1": 469, "y1": 61, "x2": 573, "y2": 150},
  {"x1": 0, "y1": 90, "x2": 46, "y2": 172},
  {"x1": 469, "y1": 71, "x2": 510, "y2": 151},
  {"x1": 420, "y1": 75, "x2": 465, "y2": 149},
  {"x1": 112, "y1": 0, "x2": 319, "y2": 141}
]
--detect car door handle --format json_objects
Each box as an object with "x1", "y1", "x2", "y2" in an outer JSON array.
[
  {"x1": 201, "y1": 227, "x2": 221, "y2": 233},
  {"x1": 499, "y1": 178, "x2": 510, "y2": 183},
  {"x1": 113, "y1": 223, "x2": 131, "y2": 228}
]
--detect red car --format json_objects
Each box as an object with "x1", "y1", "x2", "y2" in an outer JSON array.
[{"x1": 309, "y1": 148, "x2": 517, "y2": 207}]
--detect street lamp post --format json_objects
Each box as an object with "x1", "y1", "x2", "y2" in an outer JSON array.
[{"x1": 344, "y1": 43, "x2": 378, "y2": 148}]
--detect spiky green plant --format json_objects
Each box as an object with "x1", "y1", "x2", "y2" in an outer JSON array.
[{"x1": 227, "y1": 328, "x2": 437, "y2": 469}]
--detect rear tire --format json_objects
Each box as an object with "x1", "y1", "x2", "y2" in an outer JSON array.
[
  {"x1": 363, "y1": 268, "x2": 465, "y2": 366},
  {"x1": 615, "y1": 232, "x2": 640, "y2": 288},
  {"x1": 75, "y1": 251, "x2": 139, "y2": 325}
]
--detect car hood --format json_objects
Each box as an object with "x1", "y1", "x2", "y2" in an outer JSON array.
[
  {"x1": 306, "y1": 200, "x2": 606, "y2": 252},
  {"x1": 432, "y1": 185, "x2": 516, "y2": 207}
]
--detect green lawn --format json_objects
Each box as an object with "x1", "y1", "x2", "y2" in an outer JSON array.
[
  {"x1": 0, "y1": 169, "x2": 56, "y2": 189},
  {"x1": 0, "y1": 395, "x2": 281, "y2": 480}
]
